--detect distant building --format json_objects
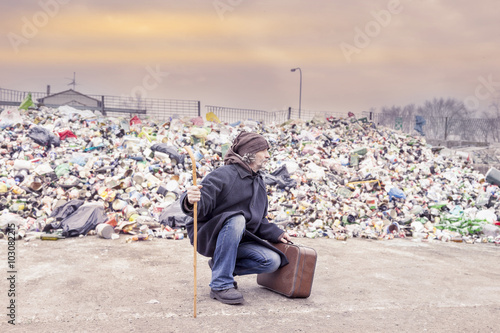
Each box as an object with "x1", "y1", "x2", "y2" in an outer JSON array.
[{"x1": 38, "y1": 89, "x2": 102, "y2": 109}]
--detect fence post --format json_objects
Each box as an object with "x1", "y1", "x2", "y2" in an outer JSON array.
[
  {"x1": 101, "y1": 96, "x2": 105, "y2": 116},
  {"x1": 288, "y1": 107, "x2": 291, "y2": 120},
  {"x1": 197, "y1": 101, "x2": 201, "y2": 117},
  {"x1": 444, "y1": 117, "x2": 448, "y2": 140}
]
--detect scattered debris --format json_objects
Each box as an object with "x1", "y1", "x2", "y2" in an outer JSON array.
[{"x1": 1, "y1": 105, "x2": 499, "y2": 245}]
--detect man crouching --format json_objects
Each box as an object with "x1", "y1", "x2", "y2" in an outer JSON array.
[{"x1": 181, "y1": 131, "x2": 291, "y2": 305}]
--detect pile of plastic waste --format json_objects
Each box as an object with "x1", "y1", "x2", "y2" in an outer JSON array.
[{"x1": 1, "y1": 105, "x2": 499, "y2": 245}]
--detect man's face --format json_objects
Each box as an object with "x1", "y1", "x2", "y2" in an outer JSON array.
[{"x1": 249, "y1": 149, "x2": 270, "y2": 172}]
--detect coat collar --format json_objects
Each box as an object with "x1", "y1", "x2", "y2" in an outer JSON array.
[
  {"x1": 234, "y1": 164, "x2": 260, "y2": 179},
  {"x1": 233, "y1": 165, "x2": 266, "y2": 192}
]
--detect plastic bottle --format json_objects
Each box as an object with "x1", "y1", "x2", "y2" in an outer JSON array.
[{"x1": 40, "y1": 234, "x2": 65, "y2": 240}]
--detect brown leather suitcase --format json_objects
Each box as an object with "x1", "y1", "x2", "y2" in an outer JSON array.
[{"x1": 257, "y1": 242, "x2": 317, "y2": 298}]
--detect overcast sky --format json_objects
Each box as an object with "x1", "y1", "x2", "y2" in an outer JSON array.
[{"x1": 1, "y1": 0, "x2": 499, "y2": 115}]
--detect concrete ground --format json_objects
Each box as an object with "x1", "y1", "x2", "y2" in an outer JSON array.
[{"x1": 1, "y1": 235, "x2": 499, "y2": 333}]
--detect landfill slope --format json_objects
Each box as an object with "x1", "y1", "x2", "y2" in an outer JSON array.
[{"x1": 3, "y1": 106, "x2": 499, "y2": 245}]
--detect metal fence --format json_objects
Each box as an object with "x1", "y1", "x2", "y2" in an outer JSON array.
[
  {"x1": 0, "y1": 88, "x2": 47, "y2": 106},
  {"x1": 205, "y1": 105, "x2": 289, "y2": 124},
  {"x1": 104, "y1": 95, "x2": 201, "y2": 121},
  {"x1": 369, "y1": 113, "x2": 500, "y2": 143},
  {"x1": 289, "y1": 108, "x2": 357, "y2": 122},
  {"x1": 0, "y1": 87, "x2": 200, "y2": 122},
  {"x1": 4, "y1": 86, "x2": 500, "y2": 143},
  {"x1": 206, "y1": 105, "x2": 358, "y2": 124},
  {"x1": 206, "y1": 105, "x2": 500, "y2": 144}
]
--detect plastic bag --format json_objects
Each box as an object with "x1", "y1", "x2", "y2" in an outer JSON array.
[
  {"x1": 58, "y1": 105, "x2": 96, "y2": 119},
  {"x1": 206, "y1": 112, "x2": 220, "y2": 123},
  {"x1": 388, "y1": 187, "x2": 406, "y2": 201},
  {"x1": 190, "y1": 116, "x2": 204, "y2": 126},
  {"x1": 45, "y1": 200, "x2": 85, "y2": 231},
  {"x1": 150, "y1": 143, "x2": 185, "y2": 164},
  {"x1": 476, "y1": 209, "x2": 497, "y2": 224},
  {"x1": 0, "y1": 212, "x2": 25, "y2": 230},
  {"x1": 58, "y1": 129, "x2": 77, "y2": 140},
  {"x1": 19, "y1": 92, "x2": 35, "y2": 110},
  {"x1": 70, "y1": 153, "x2": 90, "y2": 166},
  {"x1": 130, "y1": 115, "x2": 142, "y2": 125},
  {"x1": 55, "y1": 164, "x2": 70, "y2": 178},
  {"x1": 0, "y1": 108, "x2": 23, "y2": 129},
  {"x1": 27, "y1": 126, "x2": 61, "y2": 149},
  {"x1": 414, "y1": 115, "x2": 426, "y2": 136},
  {"x1": 159, "y1": 200, "x2": 189, "y2": 228},
  {"x1": 60, "y1": 203, "x2": 108, "y2": 237},
  {"x1": 190, "y1": 127, "x2": 209, "y2": 139},
  {"x1": 482, "y1": 224, "x2": 500, "y2": 237},
  {"x1": 262, "y1": 165, "x2": 297, "y2": 189},
  {"x1": 50, "y1": 200, "x2": 85, "y2": 221},
  {"x1": 34, "y1": 163, "x2": 54, "y2": 175}
]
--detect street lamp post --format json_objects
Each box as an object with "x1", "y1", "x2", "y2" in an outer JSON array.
[{"x1": 291, "y1": 67, "x2": 302, "y2": 119}]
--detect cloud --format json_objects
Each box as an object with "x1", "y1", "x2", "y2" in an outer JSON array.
[{"x1": 1, "y1": 0, "x2": 499, "y2": 113}]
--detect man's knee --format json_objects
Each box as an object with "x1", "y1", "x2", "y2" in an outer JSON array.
[
  {"x1": 224, "y1": 215, "x2": 245, "y2": 236},
  {"x1": 267, "y1": 251, "x2": 281, "y2": 272}
]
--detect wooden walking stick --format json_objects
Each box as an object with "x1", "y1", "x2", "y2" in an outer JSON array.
[{"x1": 184, "y1": 146, "x2": 198, "y2": 318}]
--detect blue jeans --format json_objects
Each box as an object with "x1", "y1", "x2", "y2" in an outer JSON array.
[{"x1": 210, "y1": 214, "x2": 281, "y2": 290}]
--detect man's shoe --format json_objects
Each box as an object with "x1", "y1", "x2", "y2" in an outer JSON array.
[{"x1": 210, "y1": 288, "x2": 244, "y2": 305}]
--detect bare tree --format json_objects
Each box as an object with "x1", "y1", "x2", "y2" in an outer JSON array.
[
  {"x1": 480, "y1": 102, "x2": 500, "y2": 142},
  {"x1": 376, "y1": 105, "x2": 402, "y2": 129},
  {"x1": 378, "y1": 98, "x2": 477, "y2": 140}
]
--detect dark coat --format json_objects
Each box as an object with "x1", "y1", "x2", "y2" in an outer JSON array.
[{"x1": 180, "y1": 164, "x2": 288, "y2": 267}]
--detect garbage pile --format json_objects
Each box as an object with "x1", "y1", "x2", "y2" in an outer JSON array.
[{"x1": 1, "y1": 105, "x2": 500, "y2": 245}]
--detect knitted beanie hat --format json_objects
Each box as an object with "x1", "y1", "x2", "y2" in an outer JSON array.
[{"x1": 231, "y1": 131, "x2": 269, "y2": 156}]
